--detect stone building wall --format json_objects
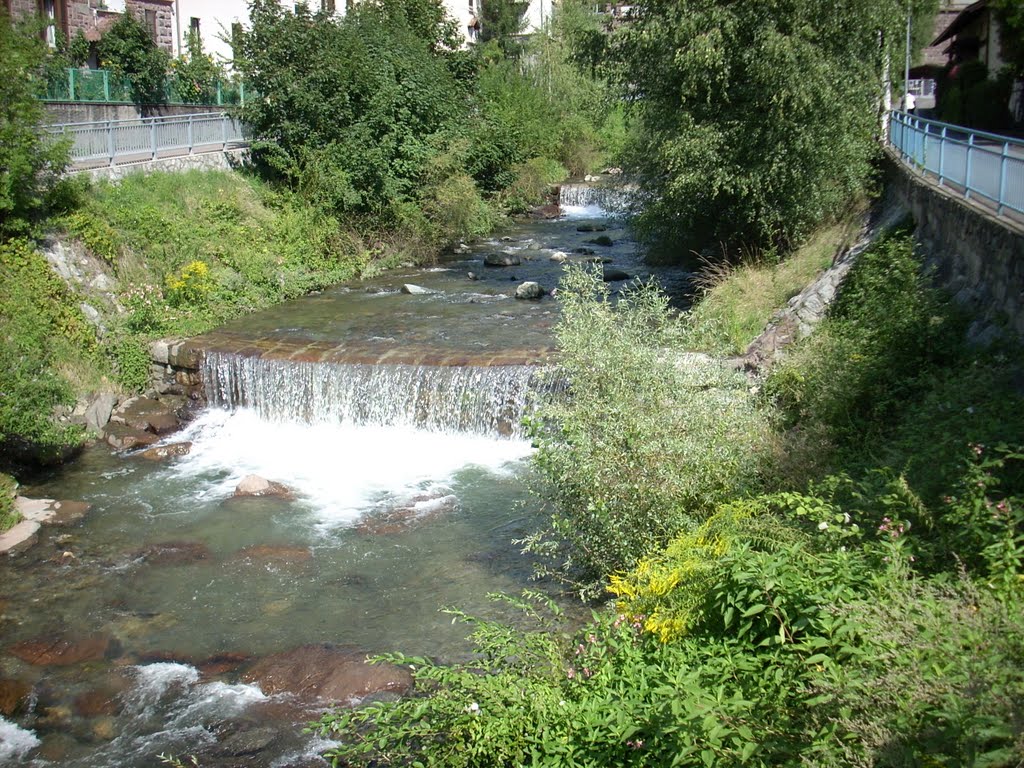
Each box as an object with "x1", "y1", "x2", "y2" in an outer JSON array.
[{"x1": 125, "y1": 0, "x2": 173, "y2": 53}]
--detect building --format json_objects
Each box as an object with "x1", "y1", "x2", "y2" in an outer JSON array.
[{"x1": 3, "y1": 0, "x2": 174, "y2": 53}]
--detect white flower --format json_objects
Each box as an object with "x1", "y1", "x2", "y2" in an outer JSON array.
[
  {"x1": 842, "y1": 513, "x2": 851, "y2": 524},
  {"x1": 466, "y1": 702, "x2": 480, "y2": 715},
  {"x1": 817, "y1": 521, "x2": 829, "y2": 531}
]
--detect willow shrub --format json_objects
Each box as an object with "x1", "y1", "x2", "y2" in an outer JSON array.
[{"x1": 524, "y1": 266, "x2": 774, "y2": 596}]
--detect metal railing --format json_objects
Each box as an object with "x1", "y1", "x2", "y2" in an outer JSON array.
[
  {"x1": 888, "y1": 110, "x2": 1024, "y2": 219},
  {"x1": 42, "y1": 68, "x2": 247, "y2": 107},
  {"x1": 48, "y1": 113, "x2": 247, "y2": 167}
]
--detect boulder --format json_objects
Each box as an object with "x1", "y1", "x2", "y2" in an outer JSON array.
[
  {"x1": 589, "y1": 235, "x2": 614, "y2": 247},
  {"x1": 483, "y1": 253, "x2": 520, "y2": 267},
  {"x1": 576, "y1": 224, "x2": 607, "y2": 233},
  {"x1": 84, "y1": 392, "x2": 118, "y2": 433},
  {"x1": 0, "y1": 520, "x2": 40, "y2": 554},
  {"x1": 10, "y1": 633, "x2": 116, "y2": 666},
  {"x1": 139, "y1": 442, "x2": 193, "y2": 461},
  {"x1": 242, "y1": 644, "x2": 413, "y2": 705},
  {"x1": 400, "y1": 284, "x2": 435, "y2": 295},
  {"x1": 110, "y1": 397, "x2": 180, "y2": 435},
  {"x1": 104, "y1": 423, "x2": 159, "y2": 451},
  {"x1": 533, "y1": 203, "x2": 561, "y2": 219},
  {"x1": 15, "y1": 497, "x2": 91, "y2": 527},
  {"x1": 602, "y1": 267, "x2": 632, "y2": 282},
  {"x1": 514, "y1": 282, "x2": 546, "y2": 300},
  {"x1": 233, "y1": 475, "x2": 295, "y2": 500},
  {"x1": 549, "y1": 251, "x2": 570, "y2": 263},
  {"x1": 356, "y1": 493, "x2": 458, "y2": 535}
]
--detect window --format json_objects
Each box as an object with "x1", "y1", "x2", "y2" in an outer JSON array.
[
  {"x1": 189, "y1": 16, "x2": 200, "y2": 38},
  {"x1": 37, "y1": 0, "x2": 67, "y2": 47},
  {"x1": 144, "y1": 8, "x2": 157, "y2": 40},
  {"x1": 323, "y1": 0, "x2": 335, "y2": 12}
]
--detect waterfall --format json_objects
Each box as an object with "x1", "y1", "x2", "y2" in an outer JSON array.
[
  {"x1": 202, "y1": 351, "x2": 551, "y2": 438},
  {"x1": 558, "y1": 183, "x2": 634, "y2": 212}
]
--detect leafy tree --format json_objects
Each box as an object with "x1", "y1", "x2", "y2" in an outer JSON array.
[
  {"x1": 0, "y1": 16, "x2": 69, "y2": 238},
  {"x1": 480, "y1": 0, "x2": 528, "y2": 58},
  {"x1": 992, "y1": 0, "x2": 1024, "y2": 76},
  {"x1": 238, "y1": 0, "x2": 470, "y2": 223},
  {"x1": 609, "y1": 0, "x2": 933, "y2": 259},
  {"x1": 169, "y1": 29, "x2": 224, "y2": 104},
  {"x1": 98, "y1": 11, "x2": 170, "y2": 105}
]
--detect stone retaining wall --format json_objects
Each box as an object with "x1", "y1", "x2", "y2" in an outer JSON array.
[
  {"x1": 885, "y1": 151, "x2": 1024, "y2": 343},
  {"x1": 76, "y1": 148, "x2": 250, "y2": 183}
]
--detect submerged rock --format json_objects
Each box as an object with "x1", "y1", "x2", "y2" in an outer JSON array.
[
  {"x1": 356, "y1": 492, "x2": 458, "y2": 535},
  {"x1": 242, "y1": 644, "x2": 413, "y2": 705},
  {"x1": 131, "y1": 540, "x2": 211, "y2": 566},
  {"x1": 588, "y1": 235, "x2": 614, "y2": 247},
  {"x1": 10, "y1": 633, "x2": 116, "y2": 666},
  {"x1": 576, "y1": 223, "x2": 608, "y2": 233},
  {"x1": 233, "y1": 475, "x2": 295, "y2": 500},
  {"x1": 232, "y1": 544, "x2": 313, "y2": 564},
  {"x1": 0, "y1": 678, "x2": 32, "y2": 717}
]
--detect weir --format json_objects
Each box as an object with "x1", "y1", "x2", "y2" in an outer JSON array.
[
  {"x1": 202, "y1": 351, "x2": 552, "y2": 437},
  {"x1": 558, "y1": 182, "x2": 633, "y2": 212}
]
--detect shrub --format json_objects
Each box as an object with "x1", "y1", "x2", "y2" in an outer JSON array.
[
  {"x1": 500, "y1": 157, "x2": 567, "y2": 213},
  {"x1": 526, "y1": 266, "x2": 775, "y2": 596},
  {"x1": 97, "y1": 12, "x2": 170, "y2": 105},
  {"x1": 0, "y1": 473, "x2": 19, "y2": 533}
]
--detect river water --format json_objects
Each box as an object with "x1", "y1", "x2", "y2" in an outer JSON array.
[{"x1": 0, "y1": 189, "x2": 690, "y2": 767}]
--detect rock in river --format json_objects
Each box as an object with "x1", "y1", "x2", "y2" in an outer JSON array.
[
  {"x1": 9, "y1": 633, "x2": 116, "y2": 666},
  {"x1": 242, "y1": 644, "x2": 413, "y2": 705},
  {"x1": 484, "y1": 253, "x2": 520, "y2": 267},
  {"x1": 234, "y1": 475, "x2": 295, "y2": 500},
  {"x1": 514, "y1": 281, "x2": 546, "y2": 300}
]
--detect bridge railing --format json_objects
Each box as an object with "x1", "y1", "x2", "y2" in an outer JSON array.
[
  {"x1": 47, "y1": 112, "x2": 247, "y2": 168},
  {"x1": 888, "y1": 110, "x2": 1024, "y2": 219}
]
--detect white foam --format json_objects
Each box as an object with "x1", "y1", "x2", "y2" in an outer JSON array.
[
  {"x1": 169, "y1": 409, "x2": 532, "y2": 526},
  {"x1": 0, "y1": 716, "x2": 40, "y2": 762},
  {"x1": 560, "y1": 203, "x2": 610, "y2": 220}
]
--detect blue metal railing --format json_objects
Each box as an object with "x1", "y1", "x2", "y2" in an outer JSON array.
[
  {"x1": 888, "y1": 110, "x2": 1024, "y2": 219},
  {"x1": 47, "y1": 113, "x2": 247, "y2": 168}
]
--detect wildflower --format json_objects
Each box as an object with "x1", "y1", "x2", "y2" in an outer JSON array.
[
  {"x1": 626, "y1": 739, "x2": 644, "y2": 749},
  {"x1": 843, "y1": 513, "x2": 851, "y2": 524},
  {"x1": 582, "y1": 667, "x2": 592, "y2": 679},
  {"x1": 587, "y1": 633, "x2": 597, "y2": 644},
  {"x1": 465, "y1": 702, "x2": 480, "y2": 715},
  {"x1": 566, "y1": 667, "x2": 576, "y2": 680},
  {"x1": 818, "y1": 521, "x2": 829, "y2": 531}
]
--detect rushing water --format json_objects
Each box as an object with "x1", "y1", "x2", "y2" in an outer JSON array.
[{"x1": 0, "y1": 191, "x2": 689, "y2": 767}]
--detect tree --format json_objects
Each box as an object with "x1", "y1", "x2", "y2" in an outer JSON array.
[
  {"x1": 238, "y1": 0, "x2": 470, "y2": 221},
  {"x1": 170, "y1": 29, "x2": 224, "y2": 104},
  {"x1": 480, "y1": 0, "x2": 529, "y2": 58},
  {"x1": 98, "y1": 12, "x2": 170, "y2": 105},
  {"x1": 0, "y1": 16, "x2": 68, "y2": 238},
  {"x1": 609, "y1": 0, "x2": 933, "y2": 260}
]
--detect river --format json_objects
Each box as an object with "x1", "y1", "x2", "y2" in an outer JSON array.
[{"x1": 0, "y1": 186, "x2": 690, "y2": 767}]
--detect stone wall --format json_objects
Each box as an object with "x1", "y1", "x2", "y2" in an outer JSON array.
[
  {"x1": 74, "y1": 147, "x2": 250, "y2": 182},
  {"x1": 44, "y1": 102, "x2": 225, "y2": 125},
  {"x1": 125, "y1": 0, "x2": 173, "y2": 53},
  {"x1": 885, "y1": 151, "x2": 1024, "y2": 343}
]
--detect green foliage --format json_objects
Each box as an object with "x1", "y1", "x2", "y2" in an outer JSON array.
[
  {"x1": 169, "y1": 29, "x2": 225, "y2": 105},
  {"x1": 500, "y1": 157, "x2": 567, "y2": 213},
  {"x1": 106, "y1": 334, "x2": 151, "y2": 392},
  {"x1": 767, "y1": 228, "x2": 965, "y2": 452},
  {"x1": 480, "y1": 0, "x2": 529, "y2": 58},
  {"x1": 992, "y1": 0, "x2": 1024, "y2": 76},
  {"x1": 611, "y1": 0, "x2": 909, "y2": 257},
  {"x1": 0, "y1": 239, "x2": 90, "y2": 461},
  {"x1": 0, "y1": 473, "x2": 19, "y2": 533},
  {"x1": 59, "y1": 209, "x2": 121, "y2": 264},
  {"x1": 98, "y1": 12, "x2": 170, "y2": 105},
  {"x1": 0, "y1": 18, "x2": 69, "y2": 238},
  {"x1": 526, "y1": 267, "x2": 774, "y2": 596}
]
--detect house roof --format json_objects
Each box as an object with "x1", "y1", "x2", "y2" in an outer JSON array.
[{"x1": 931, "y1": 0, "x2": 987, "y2": 46}]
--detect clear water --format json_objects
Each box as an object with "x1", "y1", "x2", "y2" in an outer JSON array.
[{"x1": 0, "y1": 199, "x2": 690, "y2": 766}]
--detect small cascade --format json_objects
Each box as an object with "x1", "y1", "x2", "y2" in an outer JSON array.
[
  {"x1": 559, "y1": 182, "x2": 633, "y2": 213},
  {"x1": 202, "y1": 351, "x2": 551, "y2": 437}
]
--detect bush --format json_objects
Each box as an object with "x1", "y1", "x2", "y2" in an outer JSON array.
[
  {"x1": 98, "y1": 12, "x2": 170, "y2": 105},
  {"x1": 526, "y1": 266, "x2": 775, "y2": 596},
  {"x1": 0, "y1": 473, "x2": 19, "y2": 533}
]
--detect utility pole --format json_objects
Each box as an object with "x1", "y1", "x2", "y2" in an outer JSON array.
[{"x1": 904, "y1": 1, "x2": 912, "y2": 109}]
